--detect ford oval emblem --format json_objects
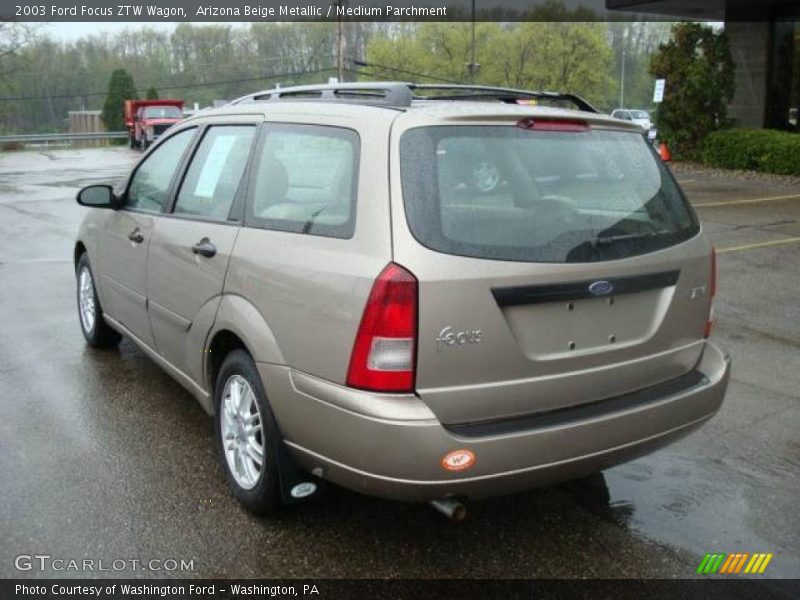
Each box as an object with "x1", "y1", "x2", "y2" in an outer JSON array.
[{"x1": 588, "y1": 280, "x2": 614, "y2": 296}]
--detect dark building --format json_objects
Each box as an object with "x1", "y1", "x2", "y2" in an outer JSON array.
[{"x1": 607, "y1": 0, "x2": 800, "y2": 130}]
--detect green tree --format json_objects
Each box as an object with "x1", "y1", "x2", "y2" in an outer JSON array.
[
  {"x1": 0, "y1": 22, "x2": 35, "y2": 133},
  {"x1": 650, "y1": 23, "x2": 735, "y2": 156},
  {"x1": 101, "y1": 69, "x2": 137, "y2": 131},
  {"x1": 606, "y1": 21, "x2": 673, "y2": 111},
  {"x1": 365, "y1": 21, "x2": 613, "y2": 106},
  {"x1": 145, "y1": 86, "x2": 159, "y2": 99}
]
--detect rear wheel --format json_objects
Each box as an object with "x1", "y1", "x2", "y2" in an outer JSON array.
[
  {"x1": 76, "y1": 253, "x2": 121, "y2": 348},
  {"x1": 214, "y1": 349, "x2": 282, "y2": 514}
]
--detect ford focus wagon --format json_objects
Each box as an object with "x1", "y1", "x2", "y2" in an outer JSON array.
[{"x1": 74, "y1": 82, "x2": 730, "y2": 516}]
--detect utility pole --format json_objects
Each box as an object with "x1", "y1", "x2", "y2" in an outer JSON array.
[
  {"x1": 619, "y1": 47, "x2": 626, "y2": 109},
  {"x1": 466, "y1": 0, "x2": 479, "y2": 83},
  {"x1": 337, "y1": 3, "x2": 343, "y2": 82}
]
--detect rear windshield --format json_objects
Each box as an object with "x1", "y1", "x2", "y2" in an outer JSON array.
[
  {"x1": 399, "y1": 125, "x2": 699, "y2": 263},
  {"x1": 143, "y1": 106, "x2": 182, "y2": 119}
]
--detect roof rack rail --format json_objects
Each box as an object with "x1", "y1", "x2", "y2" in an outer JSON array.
[
  {"x1": 229, "y1": 82, "x2": 414, "y2": 107},
  {"x1": 230, "y1": 81, "x2": 598, "y2": 113},
  {"x1": 408, "y1": 84, "x2": 598, "y2": 113}
]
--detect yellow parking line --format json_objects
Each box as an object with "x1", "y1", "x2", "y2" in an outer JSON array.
[
  {"x1": 694, "y1": 193, "x2": 800, "y2": 208},
  {"x1": 717, "y1": 236, "x2": 800, "y2": 253}
]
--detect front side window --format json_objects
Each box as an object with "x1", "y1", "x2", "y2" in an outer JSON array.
[
  {"x1": 247, "y1": 124, "x2": 359, "y2": 239},
  {"x1": 174, "y1": 125, "x2": 256, "y2": 220},
  {"x1": 127, "y1": 128, "x2": 195, "y2": 213},
  {"x1": 400, "y1": 125, "x2": 699, "y2": 263}
]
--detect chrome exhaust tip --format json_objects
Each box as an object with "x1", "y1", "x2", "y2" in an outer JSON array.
[{"x1": 430, "y1": 498, "x2": 467, "y2": 522}]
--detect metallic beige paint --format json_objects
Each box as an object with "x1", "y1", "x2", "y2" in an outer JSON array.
[
  {"x1": 75, "y1": 100, "x2": 730, "y2": 502},
  {"x1": 261, "y1": 341, "x2": 729, "y2": 501}
]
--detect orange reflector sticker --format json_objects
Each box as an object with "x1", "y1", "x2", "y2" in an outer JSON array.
[{"x1": 441, "y1": 449, "x2": 476, "y2": 472}]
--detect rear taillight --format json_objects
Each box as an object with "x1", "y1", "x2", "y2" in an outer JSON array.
[
  {"x1": 346, "y1": 263, "x2": 417, "y2": 393},
  {"x1": 704, "y1": 248, "x2": 717, "y2": 338}
]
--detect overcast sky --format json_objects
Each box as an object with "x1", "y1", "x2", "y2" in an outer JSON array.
[
  {"x1": 42, "y1": 22, "x2": 171, "y2": 40},
  {"x1": 42, "y1": 19, "x2": 720, "y2": 42},
  {"x1": 42, "y1": 22, "x2": 251, "y2": 41}
]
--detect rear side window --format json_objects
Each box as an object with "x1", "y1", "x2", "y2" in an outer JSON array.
[
  {"x1": 246, "y1": 124, "x2": 359, "y2": 239},
  {"x1": 399, "y1": 126, "x2": 699, "y2": 263},
  {"x1": 174, "y1": 125, "x2": 255, "y2": 220}
]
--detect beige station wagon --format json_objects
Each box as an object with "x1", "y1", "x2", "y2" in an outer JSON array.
[{"x1": 74, "y1": 82, "x2": 730, "y2": 518}]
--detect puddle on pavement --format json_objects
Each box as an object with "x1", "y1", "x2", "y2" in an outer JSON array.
[{"x1": 561, "y1": 453, "x2": 800, "y2": 578}]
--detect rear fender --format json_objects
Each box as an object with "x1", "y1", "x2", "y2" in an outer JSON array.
[{"x1": 204, "y1": 294, "x2": 285, "y2": 400}]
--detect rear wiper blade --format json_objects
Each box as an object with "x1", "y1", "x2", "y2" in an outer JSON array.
[{"x1": 592, "y1": 231, "x2": 667, "y2": 247}]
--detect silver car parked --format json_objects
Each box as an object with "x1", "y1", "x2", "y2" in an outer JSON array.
[{"x1": 74, "y1": 82, "x2": 730, "y2": 516}]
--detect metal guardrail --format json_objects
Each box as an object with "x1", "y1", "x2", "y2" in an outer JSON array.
[{"x1": 0, "y1": 131, "x2": 128, "y2": 143}]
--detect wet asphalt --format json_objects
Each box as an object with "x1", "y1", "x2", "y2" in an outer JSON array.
[{"x1": 0, "y1": 147, "x2": 798, "y2": 580}]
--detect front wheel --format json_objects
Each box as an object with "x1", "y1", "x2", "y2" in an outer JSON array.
[
  {"x1": 76, "y1": 253, "x2": 121, "y2": 348},
  {"x1": 214, "y1": 349, "x2": 282, "y2": 514}
]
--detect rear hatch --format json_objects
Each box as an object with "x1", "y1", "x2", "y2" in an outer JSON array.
[{"x1": 392, "y1": 112, "x2": 713, "y2": 425}]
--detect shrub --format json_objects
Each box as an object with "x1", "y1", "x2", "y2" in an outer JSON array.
[
  {"x1": 701, "y1": 129, "x2": 800, "y2": 176},
  {"x1": 650, "y1": 23, "x2": 735, "y2": 158}
]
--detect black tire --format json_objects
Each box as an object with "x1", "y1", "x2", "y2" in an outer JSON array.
[
  {"x1": 139, "y1": 137, "x2": 148, "y2": 151},
  {"x1": 76, "y1": 253, "x2": 121, "y2": 348},
  {"x1": 214, "y1": 349, "x2": 282, "y2": 514}
]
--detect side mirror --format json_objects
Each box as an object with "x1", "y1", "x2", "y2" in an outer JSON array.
[{"x1": 77, "y1": 185, "x2": 120, "y2": 209}]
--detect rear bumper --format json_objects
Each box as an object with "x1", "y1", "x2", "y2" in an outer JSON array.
[{"x1": 260, "y1": 340, "x2": 730, "y2": 502}]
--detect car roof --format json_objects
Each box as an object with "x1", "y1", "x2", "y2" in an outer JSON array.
[{"x1": 183, "y1": 82, "x2": 643, "y2": 133}]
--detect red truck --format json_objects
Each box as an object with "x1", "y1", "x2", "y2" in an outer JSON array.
[{"x1": 124, "y1": 99, "x2": 184, "y2": 151}]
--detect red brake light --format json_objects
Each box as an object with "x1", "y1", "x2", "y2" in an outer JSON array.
[
  {"x1": 346, "y1": 263, "x2": 417, "y2": 393},
  {"x1": 709, "y1": 247, "x2": 717, "y2": 299},
  {"x1": 517, "y1": 118, "x2": 589, "y2": 132},
  {"x1": 704, "y1": 248, "x2": 717, "y2": 338}
]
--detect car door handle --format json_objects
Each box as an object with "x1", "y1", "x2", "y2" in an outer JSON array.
[
  {"x1": 191, "y1": 238, "x2": 217, "y2": 258},
  {"x1": 128, "y1": 228, "x2": 144, "y2": 244}
]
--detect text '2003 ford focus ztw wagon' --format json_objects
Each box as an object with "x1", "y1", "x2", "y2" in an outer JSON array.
[{"x1": 74, "y1": 82, "x2": 730, "y2": 516}]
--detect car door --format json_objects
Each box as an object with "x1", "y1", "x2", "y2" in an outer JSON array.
[
  {"x1": 98, "y1": 127, "x2": 196, "y2": 347},
  {"x1": 146, "y1": 122, "x2": 258, "y2": 381}
]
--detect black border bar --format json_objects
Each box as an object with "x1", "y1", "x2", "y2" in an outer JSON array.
[{"x1": 2, "y1": 578, "x2": 798, "y2": 600}]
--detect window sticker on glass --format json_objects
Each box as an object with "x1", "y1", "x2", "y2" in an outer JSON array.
[{"x1": 193, "y1": 135, "x2": 237, "y2": 198}]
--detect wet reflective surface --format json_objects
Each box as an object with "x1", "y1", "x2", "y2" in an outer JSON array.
[{"x1": 0, "y1": 148, "x2": 798, "y2": 579}]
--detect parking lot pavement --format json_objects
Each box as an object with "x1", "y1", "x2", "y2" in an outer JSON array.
[{"x1": 0, "y1": 148, "x2": 798, "y2": 580}]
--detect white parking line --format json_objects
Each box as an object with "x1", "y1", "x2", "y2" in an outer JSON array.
[
  {"x1": 695, "y1": 194, "x2": 800, "y2": 208},
  {"x1": 717, "y1": 236, "x2": 800, "y2": 254}
]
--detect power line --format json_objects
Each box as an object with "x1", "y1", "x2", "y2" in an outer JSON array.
[
  {"x1": 0, "y1": 61, "x2": 464, "y2": 103},
  {"x1": 350, "y1": 60, "x2": 463, "y2": 85},
  {"x1": 0, "y1": 66, "x2": 338, "y2": 102}
]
